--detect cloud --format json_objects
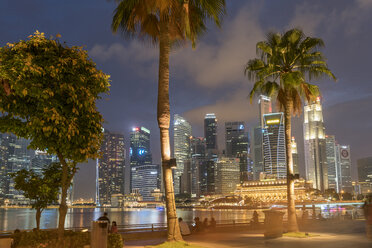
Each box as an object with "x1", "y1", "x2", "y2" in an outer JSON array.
[{"x1": 89, "y1": 4, "x2": 264, "y2": 89}]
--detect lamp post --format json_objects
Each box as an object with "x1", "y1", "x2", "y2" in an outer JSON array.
[{"x1": 340, "y1": 190, "x2": 344, "y2": 201}]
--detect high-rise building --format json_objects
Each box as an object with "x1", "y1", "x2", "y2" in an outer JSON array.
[
  {"x1": 258, "y1": 95, "x2": 272, "y2": 128},
  {"x1": 262, "y1": 113, "x2": 286, "y2": 179},
  {"x1": 357, "y1": 156, "x2": 372, "y2": 194},
  {"x1": 291, "y1": 137, "x2": 299, "y2": 175},
  {"x1": 204, "y1": 113, "x2": 218, "y2": 155},
  {"x1": 337, "y1": 145, "x2": 352, "y2": 193},
  {"x1": 303, "y1": 98, "x2": 328, "y2": 191},
  {"x1": 96, "y1": 130, "x2": 125, "y2": 206},
  {"x1": 31, "y1": 150, "x2": 58, "y2": 176},
  {"x1": 225, "y1": 121, "x2": 250, "y2": 182},
  {"x1": 199, "y1": 160, "x2": 215, "y2": 195},
  {"x1": 251, "y1": 126, "x2": 264, "y2": 180},
  {"x1": 130, "y1": 126, "x2": 152, "y2": 191},
  {"x1": 173, "y1": 114, "x2": 192, "y2": 195},
  {"x1": 190, "y1": 137, "x2": 206, "y2": 197},
  {"x1": 326, "y1": 135, "x2": 339, "y2": 191},
  {"x1": 131, "y1": 164, "x2": 161, "y2": 201},
  {"x1": 215, "y1": 157, "x2": 240, "y2": 195}
]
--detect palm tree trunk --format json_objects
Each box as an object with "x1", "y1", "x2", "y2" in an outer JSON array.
[
  {"x1": 284, "y1": 96, "x2": 299, "y2": 232},
  {"x1": 36, "y1": 208, "x2": 41, "y2": 230},
  {"x1": 57, "y1": 153, "x2": 70, "y2": 246},
  {"x1": 158, "y1": 22, "x2": 183, "y2": 242}
]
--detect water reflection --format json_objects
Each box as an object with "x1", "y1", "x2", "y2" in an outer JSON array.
[{"x1": 0, "y1": 203, "x2": 363, "y2": 231}]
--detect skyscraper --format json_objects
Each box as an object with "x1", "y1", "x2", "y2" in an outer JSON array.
[
  {"x1": 262, "y1": 113, "x2": 286, "y2": 179},
  {"x1": 303, "y1": 98, "x2": 328, "y2": 191},
  {"x1": 204, "y1": 113, "x2": 218, "y2": 153},
  {"x1": 337, "y1": 145, "x2": 352, "y2": 193},
  {"x1": 199, "y1": 160, "x2": 215, "y2": 195},
  {"x1": 258, "y1": 95, "x2": 272, "y2": 127},
  {"x1": 190, "y1": 137, "x2": 206, "y2": 197},
  {"x1": 215, "y1": 157, "x2": 240, "y2": 195},
  {"x1": 31, "y1": 150, "x2": 58, "y2": 176},
  {"x1": 326, "y1": 135, "x2": 338, "y2": 191},
  {"x1": 357, "y1": 156, "x2": 372, "y2": 194},
  {"x1": 173, "y1": 114, "x2": 192, "y2": 195},
  {"x1": 291, "y1": 137, "x2": 299, "y2": 175},
  {"x1": 225, "y1": 121, "x2": 250, "y2": 182},
  {"x1": 131, "y1": 164, "x2": 161, "y2": 201},
  {"x1": 97, "y1": 130, "x2": 125, "y2": 206},
  {"x1": 130, "y1": 126, "x2": 152, "y2": 192}
]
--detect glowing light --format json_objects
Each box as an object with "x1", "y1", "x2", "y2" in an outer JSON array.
[{"x1": 266, "y1": 119, "x2": 280, "y2": 124}]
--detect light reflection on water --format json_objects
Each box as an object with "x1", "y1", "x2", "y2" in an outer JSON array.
[{"x1": 0, "y1": 203, "x2": 363, "y2": 231}]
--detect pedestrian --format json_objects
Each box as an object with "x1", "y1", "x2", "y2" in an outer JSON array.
[
  {"x1": 98, "y1": 212, "x2": 111, "y2": 230},
  {"x1": 209, "y1": 217, "x2": 216, "y2": 230},
  {"x1": 203, "y1": 218, "x2": 209, "y2": 231},
  {"x1": 193, "y1": 217, "x2": 202, "y2": 233},
  {"x1": 178, "y1": 218, "x2": 191, "y2": 236},
  {"x1": 252, "y1": 210, "x2": 259, "y2": 226},
  {"x1": 111, "y1": 221, "x2": 118, "y2": 233}
]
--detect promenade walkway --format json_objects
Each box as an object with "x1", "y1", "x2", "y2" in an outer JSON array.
[{"x1": 124, "y1": 220, "x2": 371, "y2": 248}]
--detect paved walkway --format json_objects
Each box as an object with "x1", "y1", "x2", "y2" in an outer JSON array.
[{"x1": 124, "y1": 220, "x2": 372, "y2": 248}]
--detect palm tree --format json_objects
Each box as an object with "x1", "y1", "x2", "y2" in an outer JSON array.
[
  {"x1": 111, "y1": 0, "x2": 225, "y2": 241},
  {"x1": 244, "y1": 29, "x2": 336, "y2": 232}
]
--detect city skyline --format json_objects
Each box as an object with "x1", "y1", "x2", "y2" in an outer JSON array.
[{"x1": 1, "y1": 0, "x2": 371, "y2": 199}]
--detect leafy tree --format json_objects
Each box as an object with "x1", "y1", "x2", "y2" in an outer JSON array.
[
  {"x1": 244, "y1": 29, "x2": 336, "y2": 232},
  {"x1": 111, "y1": 0, "x2": 225, "y2": 241},
  {"x1": 11, "y1": 163, "x2": 62, "y2": 230},
  {"x1": 0, "y1": 31, "x2": 110, "y2": 243}
]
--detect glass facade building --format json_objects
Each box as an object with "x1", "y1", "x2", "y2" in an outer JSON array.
[{"x1": 131, "y1": 164, "x2": 161, "y2": 201}]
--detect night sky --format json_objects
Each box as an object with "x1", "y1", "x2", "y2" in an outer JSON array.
[{"x1": 1, "y1": 0, "x2": 372, "y2": 199}]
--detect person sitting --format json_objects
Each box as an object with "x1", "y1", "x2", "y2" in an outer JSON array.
[
  {"x1": 178, "y1": 218, "x2": 191, "y2": 236},
  {"x1": 193, "y1": 217, "x2": 202, "y2": 233},
  {"x1": 202, "y1": 218, "x2": 209, "y2": 231},
  {"x1": 111, "y1": 221, "x2": 118, "y2": 233}
]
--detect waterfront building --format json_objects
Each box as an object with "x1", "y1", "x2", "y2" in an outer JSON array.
[
  {"x1": 303, "y1": 98, "x2": 328, "y2": 191},
  {"x1": 199, "y1": 160, "x2": 215, "y2": 196},
  {"x1": 173, "y1": 114, "x2": 192, "y2": 195},
  {"x1": 215, "y1": 157, "x2": 240, "y2": 195},
  {"x1": 190, "y1": 137, "x2": 206, "y2": 197},
  {"x1": 325, "y1": 135, "x2": 339, "y2": 191},
  {"x1": 358, "y1": 156, "x2": 372, "y2": 190},
  {"x1": 180, "y1": 160, "x2": 192, "y2": 195},
  {"x1": 204, "y1": 113, "x2": 218, "y2": 158},
  {"x1": 225, "y1": 122, "x2": 250, "y2": 182},
  {"x1": 291, "y1": 137, "x2": 299, "y2": 175},
  {"x1": 262, "y1": 113, "x2": 286, "y2": 179},
  {"x1": 130, "y1": 126, "x2": 152, "y2": 191},
  {"x1": 96, "y1": 130, "x2": 126, "y2": 206},
  {"x1": 337, "y1": 145, "x2": 353, "y2": 193},
  {"x1": 31, "y1": 150, "x2": 58, "y2": 176},
  {"x1": 258, "y1": 95, "x2": 272, "y2": 128},
  {"x1": 235, "y1": 179, "x2": 311, "y2": 203},
  {"x1": 131, "y1": 164, "x2": 161, "y2": 201},
  {"x1": 251, "y1": 126, "x2": 264, "y2": 180}
]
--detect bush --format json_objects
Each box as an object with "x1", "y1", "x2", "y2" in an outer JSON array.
[{"x1": 11, "y1": 230, "x2": 122, "y2": 248}]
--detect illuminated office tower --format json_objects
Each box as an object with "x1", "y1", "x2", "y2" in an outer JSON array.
[
  {"x1": 303, "y1": 98, "x2": 328, "y2": 191},
  {"x1": 215, "y1": 157, "x2": 240, "y2": 195},
  {"x1": 262, "y1": 113, "x2": 286, "y2": 179},
  {"x1": 199, "y1": 160, "x2": 215, "y2": 195},
  {"x1": 357, "y1": 157, "x2": 372, "y2": 194},
  {"x1": 131, "y1": 164, "x2": 161, "y2": 201},
  {"x1": 204, "y1": 113, "x2": 218, "y2": 158},
  {"x1": 31, "y1": 150, "x2": 58, "y2": 176},
  {"x1": 225, "y1": 121, "x2": 250, "y2": 182},
  {"x1": 97, "y1": 130, "x2": 125, "y2": 206},
  {"x1": 291, "y1": 137, "x2": 299, "y2": 175},
  {"x1": 258, "y1": 95, "x2": 272, "y2": 127},
  {"x1": 337, "y1": 145, "x2": 352, "y2": 193},
  {"x1": 130, "y1": 126, "x2": 152, "y2": 191},
  {"x1": 326, "y1": 135, "x2": 339, "y2": 191},
  {"x1": 173, "y1": 114, "x2": 192, "y2": 195},
  {"x1": 190, "y1": 137, "x2": 206, "y2": 197},
  {"x1": 0, "y1": 134, "x2": 8, "y2": 198}
]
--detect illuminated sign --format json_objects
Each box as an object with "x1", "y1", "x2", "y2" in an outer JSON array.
[
  {"x1": 266, "y1": 119, "x2": 280, "y2": 125},
  {"x1": 129, "y1": 148, "x2": 133, "y2": 156},
  {"x1": 239, "y1": 124, "x2": 244, "y2": 130},
  {"x1": 132, "y1": 127, "x2": 139, "y2": 132},
  {"x1": 138, "y1": 149, "x2": 145, "y2": 155}
]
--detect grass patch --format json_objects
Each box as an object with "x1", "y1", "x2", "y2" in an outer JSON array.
[
  {"x1": 283, "y1": 232, "x2": 319, "y2": 238},
  {"x1": 146, "y1": 241, "x2": 207, "y2": 248}
]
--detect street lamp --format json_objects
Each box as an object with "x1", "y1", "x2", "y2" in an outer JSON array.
[{"x1": 340, "y1": 190, "x2": 344, "y2": 201}]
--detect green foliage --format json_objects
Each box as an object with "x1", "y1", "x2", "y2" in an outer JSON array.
[
  {"x1": 146, "y1": 241, "x2": 206, "y2": 248},
  {"x1": 111, "y1": 0, "x2": 226, "y2": 47},
  {"x1": 11, "y1": 230, "x2": 122, "y2": 248},
  {"x1": 11, "y1": 163, "x2": 62, "y2": 211},
  {"x1": 245, "y1": 28, "x2": 336, "y2": 114},
  {"x1": 108, "y1": 233, "x2": 124, "y2": 248},
  {"x1": 0, "y1": 31, "x2": 110, "y2": 163}
]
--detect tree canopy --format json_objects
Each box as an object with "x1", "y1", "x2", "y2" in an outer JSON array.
[{"x1": 0, "y1": 31, "x2": 110, "y2": 162}]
